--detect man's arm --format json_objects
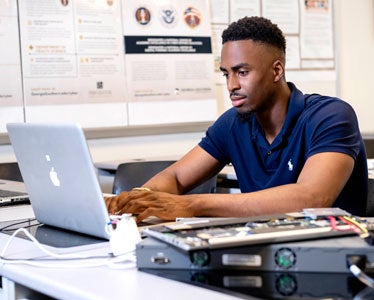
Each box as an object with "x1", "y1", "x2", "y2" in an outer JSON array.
[
  {"x1": 105, "y1": 145, "x2": 224, "y2": 214},
  {"x1": 105, "y1": 147, "x2": 354, "y2": 222},
  {"x1": 141, "y1": 145, "x2": 225, "y2": 194},
  {"x1": 192, "y1": 151, "x2": 354, "y2": 217}
]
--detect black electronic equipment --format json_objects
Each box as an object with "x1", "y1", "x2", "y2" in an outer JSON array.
[
  {"x1": 142, "y1": 268, "x2": 372, "y2": 299},
  {"x1": 136, "y1": 235, "x2": 374, "y2": 273},
  {"x1": 142, "y1": 209, "x2": 365, "y2": 251}
]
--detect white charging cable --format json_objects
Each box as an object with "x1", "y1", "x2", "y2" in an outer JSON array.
[{"x1": 0, "y1": 227, "x2": 136, "y2": 269}]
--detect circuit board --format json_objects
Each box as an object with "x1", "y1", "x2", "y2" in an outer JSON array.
[{"x1": 142, "y1": 208, "x2": 367, "y2": 251}]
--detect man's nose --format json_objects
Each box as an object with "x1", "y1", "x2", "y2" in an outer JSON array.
[{"x1": 227, "y1": 75, "x2": 240, "y2": 92}]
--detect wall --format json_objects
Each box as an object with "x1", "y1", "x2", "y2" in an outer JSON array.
[
  {"x1": 0, "y1": 0, "x2": 373, "y2": 164},
  {"x1": 336, "y1": 0, "x2": 374, "y2": 135}
]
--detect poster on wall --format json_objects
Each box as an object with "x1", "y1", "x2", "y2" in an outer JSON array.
[
  {"x1": 122, "y1": 0, "x2": 217, "y2": 125},
  {"x1": 18, "y1": 0, "x2": 127, "y2": 128},
  {"x1": 210, "y1": 0, "x2": 337, "y2": 112},
  {"x1": 300, "y1": 0, "x2": 334, "y2": 68},
  {"x1": 0, "y1": 1, "x2": 25, "y2": 132}
]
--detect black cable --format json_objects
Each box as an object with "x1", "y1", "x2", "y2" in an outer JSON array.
[
  {"x1": 0, "y1": 218, "x2": 39, "y2": 232},
  {"x1": 353, "y1": 286, "x2": 374, "y2": 300}
]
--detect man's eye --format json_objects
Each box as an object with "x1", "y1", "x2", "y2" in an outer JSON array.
[
  {"x1": 238, "y1": 70, "x2": 248, "y2": 76},
  {"x1": 222, "y1": 73, "x2": 228, "y2": 78}
]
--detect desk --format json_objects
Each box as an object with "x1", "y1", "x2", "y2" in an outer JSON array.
[
  {"x1": 0, "y1": 205, "x2": 34, "y2": 223},
  {"x1": 0, "y1": 232, "x2": 242, "y2": 300},
  {"x1": 95, "y1": 155, "x2": 182, "y2": 171}
]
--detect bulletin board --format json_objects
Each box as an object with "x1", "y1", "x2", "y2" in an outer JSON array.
[
  {"x1": 0, "y1": 0, "x2": 336, "y2": 140},
  {"x1": 210, "y1": 0, "x2": 337, "y2": 112}
]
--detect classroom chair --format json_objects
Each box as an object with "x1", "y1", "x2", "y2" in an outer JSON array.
[
  {"x1": 366, "y1": 178, "x2": 374, "y2": 217},
  {"x1": 364, "y1": 138, "x2": 374, "y2": 158},
  {"x1": 0, "y1": 162, "x2": 23, "y2": 182},
  {"x1": 112, "y1": 160, "x2": 217, "y2": 195}
]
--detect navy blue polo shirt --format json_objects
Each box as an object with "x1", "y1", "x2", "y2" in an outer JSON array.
[{"x1": 199, "y1": 82, "x2": 368, "y2": 216}]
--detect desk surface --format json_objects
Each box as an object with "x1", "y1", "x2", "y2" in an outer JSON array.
[
  {"x1": 0, "y1": 204, "x2": 35, "y2": 222},
  {"x1": 0, "y1": 232, "x2": 242, "y2": 300}
]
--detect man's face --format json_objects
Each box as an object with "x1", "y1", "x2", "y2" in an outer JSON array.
[{"x1": 220, "y1": 40, "x2": 280, "y2": 115}]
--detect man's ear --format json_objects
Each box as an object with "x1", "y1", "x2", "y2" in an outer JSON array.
[{"x1": 273, "y1": 59, "x2": 285, "y2": 83}]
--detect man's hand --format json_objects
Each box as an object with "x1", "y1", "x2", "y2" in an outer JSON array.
[
  {"x1": 105, "y1": 192, "x2": 130, "y2": 215},
  {"x1": 105, "y1": 190, "x2": 195, "y2": 223}
]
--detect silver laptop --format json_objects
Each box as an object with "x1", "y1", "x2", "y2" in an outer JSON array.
[
  {"x1": 6, "y1": 123, "x2": 111, "y2": 239},
  {"x1": 0, "y1": 179, "x2": 29, "y2": 206}
]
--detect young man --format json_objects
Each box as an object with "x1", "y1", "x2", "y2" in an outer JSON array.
[{"x1": 105, "y1": 16, "x2": 368, "y2": 222}]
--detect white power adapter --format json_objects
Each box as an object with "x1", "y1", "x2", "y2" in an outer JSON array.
[{"x1": 108, "y1": 214, "x2": 141, "y2": 256}]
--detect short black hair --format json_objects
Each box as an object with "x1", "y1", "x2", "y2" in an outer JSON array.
[{"x1": 222, "y1": 16, "x2": 286, "y2": 53}]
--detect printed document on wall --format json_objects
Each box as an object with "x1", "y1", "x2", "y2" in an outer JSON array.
[
  {"x1": 0, "y1": 1, "x2": 24, "y2": 132},
  {"x1": 18, "y1": 0, "x2": 127, "y2": 128},
  {"x1": 122, "y1": 0, "x2": 217, "y2": 125}
]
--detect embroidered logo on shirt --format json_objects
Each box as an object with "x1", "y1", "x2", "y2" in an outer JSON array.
[{"x1": 288, "y1": 159, "x2": 294, "y2": 171}]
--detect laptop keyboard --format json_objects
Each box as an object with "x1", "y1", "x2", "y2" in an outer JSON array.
[{"x1": 0, "y1": 189, "x2": 27, "y2": 197}]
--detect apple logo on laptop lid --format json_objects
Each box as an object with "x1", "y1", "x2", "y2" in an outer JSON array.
[
  {"x1": 49, "y1": 167, "x2": 60, "y2": 187},
  {"x1": 45, "y1": 154, "x2": 60, "y2": 187}
]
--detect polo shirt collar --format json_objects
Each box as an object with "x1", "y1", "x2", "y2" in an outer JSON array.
[
  {"x1": 251, "y1": 82, "x2": 305, "y2": 148},
  {"x1": 280, "y1": 82, "x2": 306, "y2": 137}
]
